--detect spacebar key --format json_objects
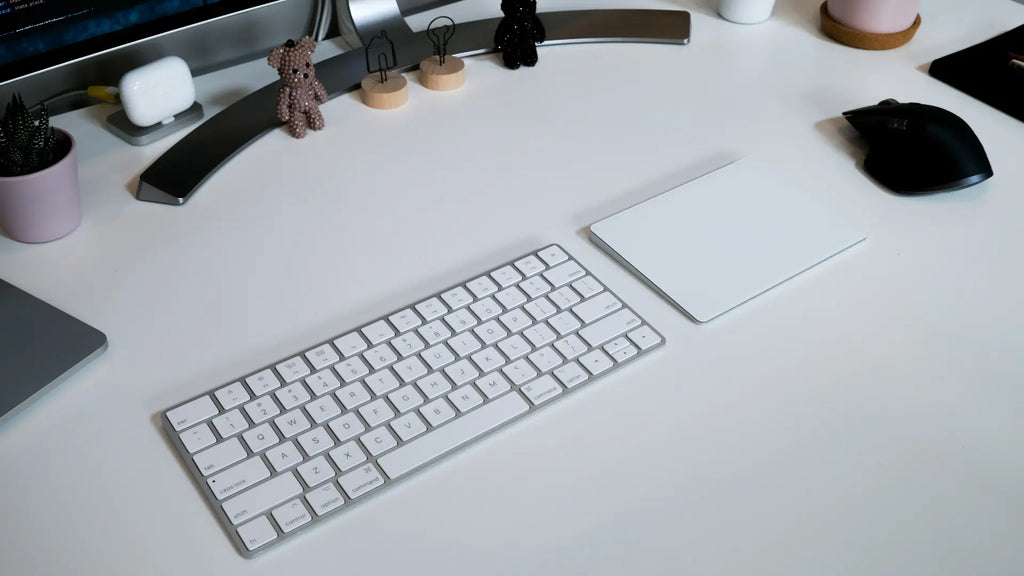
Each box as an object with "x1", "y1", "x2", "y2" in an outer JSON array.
[{"x1": 378, "y1": 393, "x2": 529, "y2": 479}]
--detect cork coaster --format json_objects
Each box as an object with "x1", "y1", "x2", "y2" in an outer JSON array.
[
  {"x1": 820, "y1": 2, "x2": 921, "y2": 50},
  {"x1": 419, "y1": 55, "x2": 465, "y2": 91},
  {"x1": 361, "y1": 74, "x2": 408, "y2": 109}
]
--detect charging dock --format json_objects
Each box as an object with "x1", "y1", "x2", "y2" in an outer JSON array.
[{"x1": 106, "y1": 102, "x2": 204, "y2": 146}]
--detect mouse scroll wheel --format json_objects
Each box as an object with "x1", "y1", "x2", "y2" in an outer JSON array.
[{"x1": 885, "y1": 118, "x2": 909, "y2": 130}]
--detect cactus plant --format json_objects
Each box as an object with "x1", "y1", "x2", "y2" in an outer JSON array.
[{"x1": 0, "y1": 93, "x2": 61, "y2": 177}]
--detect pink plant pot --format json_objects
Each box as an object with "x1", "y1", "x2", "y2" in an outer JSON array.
[
  {"x1": 827, "y1": 0, "x2": 920, "y2": 34},
  {"x1": 0, "y1": 129, "x2": 81, "y2": 243}
]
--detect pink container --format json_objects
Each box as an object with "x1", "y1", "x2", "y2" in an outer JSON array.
[
  {"x1": 827, "y1": 0, "x2": 920, "y2": 34},
  {"x1": 0, "y1": 130, "x2": 81, "y2": 243}
]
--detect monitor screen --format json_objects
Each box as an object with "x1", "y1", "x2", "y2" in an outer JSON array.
[{"x1": 0, "y1": 0, "x2": 319, "y2": 110}]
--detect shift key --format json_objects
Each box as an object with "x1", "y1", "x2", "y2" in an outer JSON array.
[{"x1": 222, "y1": 472, "x2": 302, "y2": 526}]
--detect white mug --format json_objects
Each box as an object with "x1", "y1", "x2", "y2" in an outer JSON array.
[{"x1": 719, "y1": 0, "x2": 777, "y2": 24}]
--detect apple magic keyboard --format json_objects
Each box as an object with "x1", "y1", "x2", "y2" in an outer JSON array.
[{"x1": 161, "y1": 245, "x2": 664, "y2": 556}]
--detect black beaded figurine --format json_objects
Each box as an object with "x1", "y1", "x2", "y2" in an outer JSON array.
[
  {"x1": 494, "y1": 0, "x2": 546, "y2": 69},
  {"x1": 268, "y1": 37, "x2": 328, "y2": 139}
]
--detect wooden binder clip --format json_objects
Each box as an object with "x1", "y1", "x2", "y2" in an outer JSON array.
[
  {"x1": 361, "y1": 31, "x2": 408, "y2": 109},
  {"x1": 419, "y1": 17, "x2": 465, "y2": 91}
]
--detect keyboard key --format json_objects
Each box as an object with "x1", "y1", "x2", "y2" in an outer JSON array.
[
  {"x1": 274, "y1": 410, "x2": 311, "y2": 438},
  {"x1": 275, "y1": 357, "x2": 311, "y2": 383},
  {"x1": 305, "y1": 343, "x2": 340, "y2": 371},
  {"x1": 244, "y1": 397, "x2": 281, "y2": 424},
  {"x1": 523, "y1": 296, "x2": 557, "y2": 321},
  {"x1": 361, "y1": 319, "x2": 395, "y2": 345},
  {"x1": 519, "y1": 276, "x2": 551, "y2": 299},
  {"x1": 378, "y1": 393, "x2": 529, "y2": 479},
  {"x1": 448, "y1": 385, "x2": 483, "y2": 413},
  {"x1": 494, "y1": 286, "x2": 527, "y2": 309},
  {"x1": 497, "y1": 334, "x2": 530, "y2": 360},
  {"x1": 336, "y1": 382, "x2": 371, "y2": 410},
  {"x1": 208, "y1": 456, "x2": 271, "y2": 500},
  {"x1": 364, "y1": 370, "x2": 401, "y2": 396},
  {"x1": 329, "y1": 441, "x2": 367, "y2": 472},
  {"x1": 470, "y1": 346, "x2": 505, "y2": 373},
  {"x1": 214, "y1": 382, "x2": 251, "y2": 410},
  {"x1": 547, "y1": 311, "x2": 582, "y2": 335},
  {"x1": 513, "y1": 255, "x2": 545, "y2": 276},
  {"x1": 297, "y1": 426, "x2": 334, "y2": 456},
  {"x1": 194, "y1": 437, "x2": 246, "y2": 476},
  {"x1": 305, "y1": 484, "x2": 344, "y2": 516},
  {"x1": 469, "y1": 297, "x2": 502, "y2": 322},
  {"x1": 167, "y1": 395, "x2": 218, "y2": 431},
  {"x1": 547, "y1": 286, "x2": 581, "y2": 310},
  {"x1": 522, "y1": 323, "x2": 557, "y2": 347},
  {"x1": 447, "y1": 332, "x2": 482, "y2": 357},
  {"x1": 306, "y1": 369, "x2": 342, "y2": 396},
  {"x1": 553, "y1": 362, "x2": 588, "y2": 388},
  {"x1": 297, "y1": 456, "x2": 334, "y2": 487},
  {"x1": 242, "y1": 423, "x2": 280, "y2": 453},
  {"x1": 359, "y1": 399, "x2": 395, "y2": 427},
  {"x1": 305, "y1": 396, "x2": 341, "y2": 425},
  {"x1": 440, "y1": 286, "x2": 473, "y2": 309},
  {"x1": 571, "y1": 276, "x2": 603, "y2": 299},
  {"x1": 475, "y1": 372, "x2": 511, "y2": 399},
  {"x1": 327, "y1": 412, "x2": 365, "y2": 442},
  {"x1": 265, "y1": 441, "x2": 303, "y2": 473},
  {"x1": 272, "y1": 499, "x2": 312, "y2": 533},
  {"x1": 627, "y1": 325, "x2": 663, "y2": 350},
  {"x1": 179, "y1": 423, "x2": 216, "y2": 453},
  {"x1": 388, "y1": 308, "x2": 422, "y2": 332},
  {"x1": 393, "y1": 356, "x2": 428, "y2": 383},
  {"x1": 542, "y1": 260, "x2": 586, "y2": 287},
  {"x1": 335, "y1": 357, "x2": 370, "y2": 383},
  {"x1": 419, "y1": 398, "x2": 456, "y2": 427},
  {"x1": 212, "y1": 409, "x2": 249, "y2": 438},
  {"x1": 245, "y1": 369, "x2": 280, "y2": 396},
  {"x1": 364, "y1": 343, "x2": 398, "y2": 371},
  {"x1": 444, "y1": 308, "x2": 477, "y2": 332},
  {"x1": 333, "y1": 332, "x2": 367, "y2": 357},
  {"x1": 527, "y1": 346, "x2": 563, "y2": 372},
  {"x1": 474, "y1": 320, "x2": 508, "y2": 345},
  {"x1": 388, "y1": 385, "x2": 424, "y2": 413},
  {"x1": 579, "y1": 349, "x2": 614, "y2": 375},
  {"x1": 572, "y1": 292, "x2": 622, "y2": 324},
  {"x1": 416, "y1": 372, "x2": 452, "y2": 399},
  {"x1": 466, "y1": 275, "x2": 499, "y2": 298},
  {"x1": 610, "y1": 344, "x2": 638, "y2": 362},
  {"x1": 276, "y1": 383, "x2": 311, "y2": 410},
  {"x1": 237, "y1": 516, "x2": 278, "y2": 551},
  {"x1": 499, "y1": 308, "x2": 533, "y2": 333},
  {"x1": 490, "y1": 265, "x2": 522, "y2": 287},
  {"x1": 537, "y1": 245, "x2": 569, "y2": 266},
  {"x1": 502, "y1": 359, "x2": 538, "y2": 386},
  {"x1": 521, "y1": 375, "x2": 563, "y2": 405},
  {"x1": 391, "y1": 412, "x2": 427, "y2": 441},
  {"x1": 415, "y1": 297, "x2": 447, "y2": 321},
  {"x1": 444, "y1": 359, "x2": 480, "y2": 386},
  {"x1": 554, "y1": 334, "x2": 588, "y2": 360},
  {"x1": 360, "y1": 427, "x2": 397, "y2": 456},
  {"x1": 222, "y1": 472, "x2": 302, "y2": 526},
  {"x1": 578, "y1": 309, "x2": 641, "y2": 347},
  {"x1": 390, "y1": 332, "x2": 426, "y2": 357},
  {"x1": 422, "y1": 344, "x2": 456, "y2": 370},
  {"x1": 418, "y1": 319, "x2": 452, "y2": 345},
  {"x1": 338, "y1": 464, "x2": 385, "y2": 499}
]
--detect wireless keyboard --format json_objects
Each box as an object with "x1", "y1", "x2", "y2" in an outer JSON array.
[{"x1": 161, "y1": 245, "x2": 664, "y2": 556}]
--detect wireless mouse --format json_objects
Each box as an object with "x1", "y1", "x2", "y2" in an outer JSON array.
[{"x1": 842, "y1": 99, "x2": 993, "y2": 194}]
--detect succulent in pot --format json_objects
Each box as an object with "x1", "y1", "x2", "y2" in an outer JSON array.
[{"x1": 0, "y1": 93, "x2": 81, "y2": 243}]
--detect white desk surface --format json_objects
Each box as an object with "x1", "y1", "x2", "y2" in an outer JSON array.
[{"x1": 2, "y1": 1, "x2": 1022, "y2": 574}]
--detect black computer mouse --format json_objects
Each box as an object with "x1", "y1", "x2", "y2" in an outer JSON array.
[{"x1": 842, "y1": 99, "x2": 993, "y2": 194}]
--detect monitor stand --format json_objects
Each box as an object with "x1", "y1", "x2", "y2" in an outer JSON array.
[{"x1": 136, "y1": 6, "x2": 691, "y2": 205}]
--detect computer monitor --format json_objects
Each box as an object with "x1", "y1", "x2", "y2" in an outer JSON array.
[{"x1": 0, "y1": 0, "x2": 321, "y2": 112}]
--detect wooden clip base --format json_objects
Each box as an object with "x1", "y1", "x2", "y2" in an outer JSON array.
[
  {"x1": 361, "y1": 74, "x2": 408, "y2": 109},
  {"x1": 419, "y1": 55, "x2": 466, "y2": 91},
  {"x1": 820, "y1": 2, "x2": 920, "y2": 50}
]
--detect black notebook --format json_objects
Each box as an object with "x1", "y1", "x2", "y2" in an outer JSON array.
[{"x1": 929, "y1": 24, "x2": 1024, "y2": 122}]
